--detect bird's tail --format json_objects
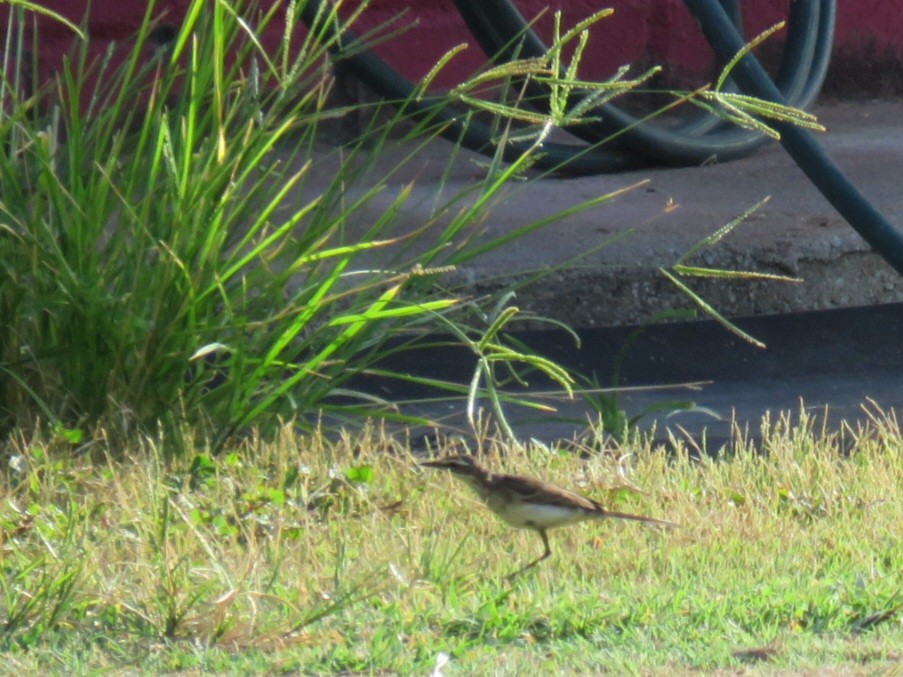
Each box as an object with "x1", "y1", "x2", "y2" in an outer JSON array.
[{"x1": 603, "y1": 510, "x2": 677, "y2": 528}]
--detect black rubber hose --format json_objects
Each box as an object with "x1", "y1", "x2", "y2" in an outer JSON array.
[
  {"x1": 453, "y1": 0, "x2": 833, "y2": 164},
  {"x1": 684, "y1": 0, "x2": 903, "y2": 277},
  {"x1": 671, "y1": 0, "x2": 746, "y2": 138},
  {"x1": 784, "y1": 0, "x2": 836, "y2": 106}
]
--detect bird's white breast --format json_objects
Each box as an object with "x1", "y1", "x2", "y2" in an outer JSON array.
[{"x1": 490, "y1": 499, "x2": 591, "y2": 530}]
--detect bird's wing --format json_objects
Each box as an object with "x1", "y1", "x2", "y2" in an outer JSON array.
[
  {"x1": 498, "y1": 475, "x2": 677, "y2": 526},
  {"x1": 496, "y1": 474, "x2": 600, "y2": 511}
]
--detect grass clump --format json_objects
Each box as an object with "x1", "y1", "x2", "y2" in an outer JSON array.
[
  {"x1": 1, "y1": 410, "x2": 901, "y2": 672},
  {"x1": 1, "y1": 0, "x2": 598, "y2": 444}
]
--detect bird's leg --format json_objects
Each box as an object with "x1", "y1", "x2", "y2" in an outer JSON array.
[{"x1": 505, "y1": 528, "x2": 552, "y2": 581}]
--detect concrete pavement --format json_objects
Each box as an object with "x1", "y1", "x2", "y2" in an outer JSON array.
[{"x1": 344, "y1": 99, "x2": 903, "y2": 328}]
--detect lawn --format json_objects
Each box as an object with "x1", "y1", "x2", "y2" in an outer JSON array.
[{"x1": 2, "y1": 410, "x2": 901, "y2": 673}]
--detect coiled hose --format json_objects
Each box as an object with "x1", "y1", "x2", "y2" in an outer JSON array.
[{"x1": 301, "y1": 0, "x2": 831, "y2": 172}]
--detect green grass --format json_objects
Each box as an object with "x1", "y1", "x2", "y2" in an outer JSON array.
[{"x1": 1, "y1": 409, "x2": 901, "y2": 673}]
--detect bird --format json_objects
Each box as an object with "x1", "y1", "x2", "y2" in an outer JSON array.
[{"x1": 421, "y1": 454, "x2": 676, "y2": 580}]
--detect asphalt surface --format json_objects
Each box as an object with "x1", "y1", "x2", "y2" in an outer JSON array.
[{"x1": 363, "y1": 302, "x2": 903, "y2": 448}]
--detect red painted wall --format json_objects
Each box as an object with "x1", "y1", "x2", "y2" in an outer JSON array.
[
  {"x1": 353, "y1": 1, "x2": 903, "y2": 88},
  {"x1": 3, "y1": 1, "x2": 902, "y2": 92}
]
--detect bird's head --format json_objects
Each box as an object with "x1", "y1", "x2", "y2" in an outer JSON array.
[{"x1": 420, "y1": 454, "x2": 487, "y2": 481}]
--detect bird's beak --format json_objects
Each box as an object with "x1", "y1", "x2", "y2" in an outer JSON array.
[{"x1": 419, "y1": 459, "x2": 445, "y2": 468}]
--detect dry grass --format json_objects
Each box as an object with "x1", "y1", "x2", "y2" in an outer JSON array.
[{"x1": 1, "y1": 408, "x2": 902, "y2": 673}]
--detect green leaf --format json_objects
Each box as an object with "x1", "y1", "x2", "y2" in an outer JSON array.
[
  {"x1": 189, "y1": 454, "x2": 217, "y2": 488},
  {"x1": 344, "y1": 465, "x2": 375, "y2": 485},
  {"x1": 266, "y1": 488, "x2": 286, "y2": 506},
  {"x1": 677, "y1": 197, "x2": 771, "y2": 265},
  {"x1": 660, "y1": 268, "x2": 766, "y2": 349},
  {"x1": 729, "y1": 492, "x2": 746, "y2": 506},
  {"x1": 673, "y1": 265, "x2": 801, "y2": 283},
  {"x1": 716, "y1": 21, "x2": 787, "y2": 91},
  {"x1": 52, "y1": 425, "x2": 84, "y2": 445}
]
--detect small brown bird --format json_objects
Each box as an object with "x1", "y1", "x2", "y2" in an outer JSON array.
[{"x1": 421, "y1": 454, "x2": 676, "y2": 579}]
